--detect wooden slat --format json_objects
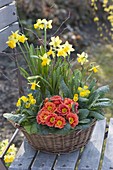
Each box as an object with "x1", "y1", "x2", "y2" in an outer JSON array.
[
  {"x1": 0, "y1": 3, "x2": 18, "y2": 30},
  {"x1": 0, "y1": 0, "x2": 13, "y2": 8},
  {"x1": 9, "y1": 139, "x2": 37, "y2": 170},
  {"x1": 78, "y1": 119, "x2": 106, "y2": 170},
  {"x1": 54, "y1": 151, "x2": 80, "y2": 170},
  {"x1": 31, "y1": 152, "x2": 57, "y2": 170},
  {"x1": 0, "y1": 23, "x2": 19, "y2": 52},
  {"x1": 102, "y1": 118, "x2": 113, "y2": 170}
]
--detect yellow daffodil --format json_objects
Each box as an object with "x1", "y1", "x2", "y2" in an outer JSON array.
[
  {"x1": 63, "y1": 41, "x2": 75, "y2": 54},
  {"x1": 30, "y1": 81, "x2": 40, "y2": 90},
  {"x1": 77, "y1": 52, "x2": 89, "y2": 65},
  {"x1": 11, "y1": 30, "x2": 20, "y2": 40},
  {"x1": 6, "y1": 39, "x2": 16, "y2": 49},
  {"x1": 73, "y1": 94, "x2": 78, "y2": 102},
  {"x1": 19, "y1": 34, "x2": 28, "y2": 43},
  {"x1": 57, "y1": 47, "x2": 67, "y2": 57},
  {"x1": 94, "y1": 17, "x2": 99, "y2": 22},
  {"x1": 41, "y1": 53, "x2": 51, "y2": 66},
  {"x1": 34, "y1": 19, "x2": 52, "y2": 30},
  {"x1": 47, "y1": 48, "x2": 55, "y2": 57},
  {"x1": 49, "y1": 36, "x2": 62, "y2": 48},
  {"x1": 89, "y1": 65, "x2": 99, "y2": 73}
]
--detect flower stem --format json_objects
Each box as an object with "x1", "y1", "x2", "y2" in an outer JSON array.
[{"x1": 44, "y1": 27, "x2": 47, "y2": 53}]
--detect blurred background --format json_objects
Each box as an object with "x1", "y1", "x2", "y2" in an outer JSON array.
[{"x1": 0, "y1": 0, "x2": 113, "y2": 147}]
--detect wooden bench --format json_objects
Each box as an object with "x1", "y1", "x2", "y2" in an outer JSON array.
[
  {"x1": 9, "y1": 119, "x2": 113, "y2": 170},
  {"x1": 0, "y1": 1, "x2": 113, "y2": 170}
]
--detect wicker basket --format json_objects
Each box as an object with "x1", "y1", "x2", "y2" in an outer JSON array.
[{"x1": 18, "y1": 120, "x2": 96, "y2": 153}]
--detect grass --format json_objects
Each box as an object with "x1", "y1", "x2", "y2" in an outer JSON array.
[{"x1": 86, "y1": 43, "x2": 113, "y2": 120}]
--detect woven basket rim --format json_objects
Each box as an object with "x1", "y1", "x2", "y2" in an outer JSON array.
[{"x1": 16, "y1": 119, "x2": 96, "y2": 137}]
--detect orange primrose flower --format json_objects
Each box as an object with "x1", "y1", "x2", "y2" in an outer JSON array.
[
  {"x1": 57, "y1": 103, "x2": 70, "y2": 116},
  {"x1": 67, "y1": 112, "x2": 79, "y2": 128},
  {"x1": 46, "y1": 113, "x2": 57, "y2": 127},
  {"x1": 50, "y1": 95, "x2": 63, "y2": 105},
  {"x1": 55, "y1": 116, "x2": 66, "y2": 129},
  {"x1": 63, "y1": 98, "x2": 74, "y2": 110},
  {"x1": 44, "y1": 102, "x2": 56, "y2": 112},
  {"x1": 36, "y1": 110, "x2": 50, "y2": 125}
]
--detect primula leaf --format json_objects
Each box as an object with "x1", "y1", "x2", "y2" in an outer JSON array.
[
  {"x1": 89, "y1": 111, "x2": 104, "y2": 120},
  {"x1": 21, "y1": 109, "x2": 34, "y2": 116},
  {"x1": 94, "y1": 85, "x2": 109, "y2": 96},
  {"x1": 3, "y1": 113, "x2": 25, "y2": 124},
  {"x1": 24, "y1": 125, "x2": 31, "y2": 134},
  {"x1": 88, "y1": 92, "x2": 100, "y2": 108},
  {"x1": 92, "y1": 101, "x2": 112, "y2": 108},
  {"x1": 79, "y1": 119, "x2": 91, "y2": 124},
  {"x1": 79, "y1": 109, "x2": 89, "y2": 120},
  {"x1": 30, "y1": 122, "x2": 38, "y2": 134}
]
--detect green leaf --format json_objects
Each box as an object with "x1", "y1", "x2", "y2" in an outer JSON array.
[
  {"x1": 88, "y1": 92, "x2": 100, "y2": 108},
  {"x1": 94, "y1": 85, "x2": 109, "y2": 96},
  {"x1": 88, "y1": 78, "x2": 96, "y2": 91},
  {"x1": 30, "y1": 122, "x2": 38, "y2": 134},
  {"x1": 89, "y1": 111, "x2": 104, "y2": 120},
  {"x1": 79, "y1": 109, "x2": 89, "y2": 120},
  {"x1": 24, "y1": 125, "x2": 31, "y2": 134},
  {"x1": 21, "y1": 109, "x2": 34, "y2": 115},
  {"x1": 19, "y1": 67, "x2": 30, "y2": 79},
  {"x1": 79, "y1": 119, "x2": 91, "y2": 124},
  {"x1": 92, "y1": 101, "x2": 112, "y2": 108},
  {"x1": 79, "y1": 97, "x2": 89, "y2": 102},
  {"x1": 60, "y1": 79, "x2": 72, "y2": 98},
  {"x1": 3, "y1": 113, "x2": 25, "y2": 124}
]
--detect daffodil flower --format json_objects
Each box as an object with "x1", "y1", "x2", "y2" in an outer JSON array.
[
  {"x1": 40, "y1": 53, "x2": 51, "y2": 66},
  {"x1": 77, "y1": 52, "x2": 89, "y2": 65},
  {"x1": 30, "y1": 81, "x2": 40, "y2": 90},
  {"x1": 89, "y1": 65, "x2": 99, "y2": 73},
  {"x1": 49, "y1": 36, "x2": 62, "y2": 48},
  {"x1": 62, "y1": 41, "x2": 75, "y2": 55}
]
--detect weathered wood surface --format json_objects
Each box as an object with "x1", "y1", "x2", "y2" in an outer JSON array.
[
  {"x1": 0, "y1": 23, "x2": 19, "y2": 52},
  {"x1": 54, "y1": 151, "x2": 80, "y2": 170},
  {"x1": 9, "y1": 119, "x2": 111, "y2": 170},
  {"x1": 31, "y1": 152, "x2": 57, "y2": 170},
  {"x1": 9, "y1": 139, "x2": 37, "y2": 170},
  {"x1": 0, "y1": 3, "x2": 18, "y2": 30},
  {"x1": 0, "y1": 0, "x2": 13, "y2": 8},
  {"x1": 102, "y1": 118, "x2": 113, "y2": 170},
  {"x1": 78, "y1": 119, "x2": 106, "y2": 170}
]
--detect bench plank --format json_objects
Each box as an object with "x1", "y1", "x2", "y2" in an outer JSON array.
[
  {"x1": 31, "y1": 152, "x2": 57, "y2": 170},
  {"x1": 0, "y1": 3, "x2": 18, "y2": 30},
  {"x1": 0, "y1": 0, "x2": 13, "y2": 8},
  {"x1": 102, "y1": 118, "x2": 113, "y2": 170},
  {"x1": 54, "y1": 151, "x2": 80, "y2": 170},
  {"x1": 0, "y1": 23, "x2": 19, "y2": 51},
  {"x1": 9, "y1": 139, "x2": 37, "y2": 170},
  {"x1": 78, "y1": 119, "x2": 106, "y2": 170}
]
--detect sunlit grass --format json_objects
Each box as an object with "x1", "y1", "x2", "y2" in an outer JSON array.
[{"x1": 87, "y1": 43, "x2": 113, "y2": 120}]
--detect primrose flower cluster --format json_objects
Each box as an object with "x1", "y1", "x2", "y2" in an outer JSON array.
[
  {"x1": 4, "y1": 19, "x2": 112, "y2": 135},
  {"x1": 37, "y1": 96, "x2": 79, "y2": 129},
  {"x1": 0, "y1": 139, "x2": 17, "y2": 167}
]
